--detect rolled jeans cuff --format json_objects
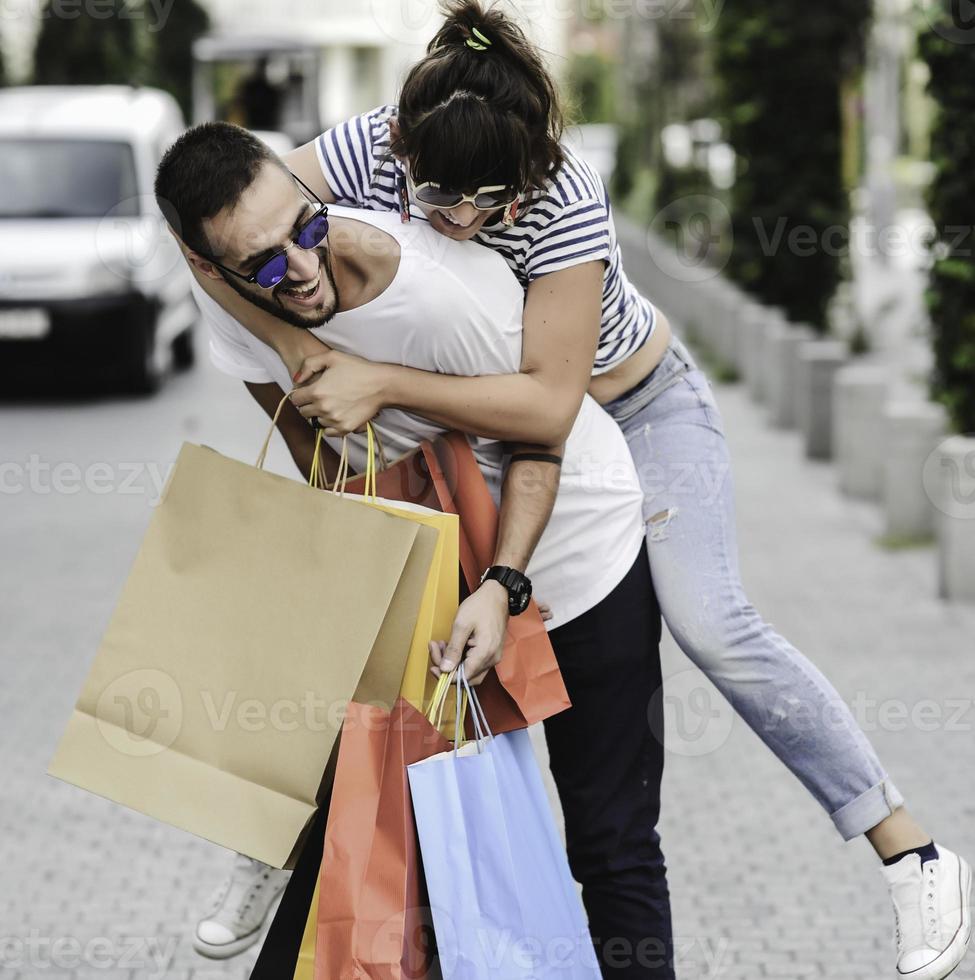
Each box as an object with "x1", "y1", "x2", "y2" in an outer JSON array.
[{"x1": 830, "y1": 779, "x2": 905, "y2": 841}]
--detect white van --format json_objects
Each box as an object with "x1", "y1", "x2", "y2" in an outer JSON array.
[{"x1": 0, "y1": 86, "x2": 197, "y2": 392}]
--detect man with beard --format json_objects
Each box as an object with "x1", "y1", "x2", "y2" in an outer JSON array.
[{"x1": 156, "y1": 123, "x2": 677, "y2": 979}]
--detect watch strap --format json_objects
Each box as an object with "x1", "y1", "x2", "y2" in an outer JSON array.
[{"x1": 481, "y1": 565, "x2": 532, "y2": 615}]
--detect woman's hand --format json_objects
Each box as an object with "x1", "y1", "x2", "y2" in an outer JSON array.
[{"x1": 289, "y1": 350, "x2": 390, "y2": 435}]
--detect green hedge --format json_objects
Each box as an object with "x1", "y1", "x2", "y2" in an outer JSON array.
[
  {"x1": 611, "y1": 15, "x2": 713, "y2": 224},
  {"x1": 714, "y1": 2, "x2": 871, "y2": 331},
  {"x1": 920, "y1": 7, "x2": 975, "y2": 433}
]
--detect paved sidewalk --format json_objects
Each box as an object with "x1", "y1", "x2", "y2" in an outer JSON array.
[
  {"x1": 3, "y1": 347, "x2": 974, "y2": 979},
  {"x1": 654, "y1": 370, "x2": 975, "y2": 979}
]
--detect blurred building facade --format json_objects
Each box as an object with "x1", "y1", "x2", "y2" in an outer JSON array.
[
  {"x1": 2, "y1": 0, "x2": 568, "y2": 135},
  {"x1": 192, "y1": 0, "x2": 568, "y2": 135}
]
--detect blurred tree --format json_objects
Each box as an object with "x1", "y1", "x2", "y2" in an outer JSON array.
[
  {"x1": 612, "y1": 10, "x2": 716, "y2": 224},
  {"x1": 567, "y1": 51, "x2": 616, "y2": 124},
  {"x1": 714, "y1": 1, "x2": 872, "y2": 331},
  {"x1": 147, "y1": 0, "x2": 209, "y2": 120},
  {"x1": 33, "y1": 0, "x2": 143, "y2": 85},
  {"x1": 609, "y1": 19, "x2": 657, "y2": 208},
  {"x1": 920, "y1": 5, "x2": 975, "y2": 432}
]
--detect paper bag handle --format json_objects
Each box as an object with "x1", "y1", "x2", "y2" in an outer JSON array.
[
  {"x1": 255, "y1": 390, "x2": 296, "y2": 471},
  {"x1": 457, "y1": 664, "x2": 493, "y2": 748},
  {"x1": 256, "y1": 390, "x2": 386, "y2": 500},
  {"x1": 312, "y1": 424, "x2": 386, "y2": 499},
  {"x1": 426, "y1": 665, "x2": 493, "y2": 752}
]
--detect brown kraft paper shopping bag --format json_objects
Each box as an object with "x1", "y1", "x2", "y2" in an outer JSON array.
[{"x1": 48, "y1": 432, "x2": 437, "y2": 870}]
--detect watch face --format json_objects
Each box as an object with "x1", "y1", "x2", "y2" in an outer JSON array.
[
  {"x1": 487, "y1": 567, "x2": 532, "y2": 615},
  {"x1": 510, "y1": 588, "x2": 531, "y2": 615}
]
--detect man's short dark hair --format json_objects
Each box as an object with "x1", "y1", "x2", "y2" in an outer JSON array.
[{"x1": 154, "y1": 122, "x2": 286, "y2": 257}]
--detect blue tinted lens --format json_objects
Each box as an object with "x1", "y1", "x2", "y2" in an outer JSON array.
[
  {"x1": 256, "y1": 253, "x2": 289, "y2": 288},
  {"x1": 297, "y1": 213, "x2": 329, "y2": 250}
]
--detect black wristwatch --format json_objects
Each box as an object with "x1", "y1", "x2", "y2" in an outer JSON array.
[{"x1": 481, "y1": 565, "x2": 533, "y2": 616}]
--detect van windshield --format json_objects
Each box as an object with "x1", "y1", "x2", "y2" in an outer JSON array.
[{"x1": 0, "y1": 139, "x2": 140, "y2": 219}]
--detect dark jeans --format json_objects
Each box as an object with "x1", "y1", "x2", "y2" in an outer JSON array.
[{"x1": 545, "y1": 548, "x2": 674, "y2": 980}]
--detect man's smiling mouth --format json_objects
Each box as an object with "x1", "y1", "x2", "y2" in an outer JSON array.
[{"x1": 278, "y1": 271, "x2": 322, "y2": 305}]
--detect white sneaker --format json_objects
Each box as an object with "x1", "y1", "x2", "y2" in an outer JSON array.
[
  {"x1": 193, "y1": 853, "x2": 290, "y2": 959},
  {"x1": 884, "y1": 845, "x2": 973, "y2": 979}
]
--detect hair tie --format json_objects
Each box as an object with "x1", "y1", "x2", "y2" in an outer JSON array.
[{"x1": 465, "y1": 27, "x2": 492, "y2": 51}]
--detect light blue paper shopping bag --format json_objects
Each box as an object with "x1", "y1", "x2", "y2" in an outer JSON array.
[{"x1": 407, "y1": 668, "x2": 600, "y2": 979}]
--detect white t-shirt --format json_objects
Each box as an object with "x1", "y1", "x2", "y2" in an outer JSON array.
[{"x1": 197, "y1": 205, "x2": 645, "y2": 629}]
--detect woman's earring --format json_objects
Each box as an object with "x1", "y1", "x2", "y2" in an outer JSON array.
[
  {"x1": 503, "y1": 199, "x2": 519, "y2": 228},
  {"x1": 396, "y1": 173, "x2": 411, "y2": 223}
]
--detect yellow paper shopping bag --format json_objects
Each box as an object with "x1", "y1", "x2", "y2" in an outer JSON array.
[
  {"x1": 310, "y1": 426, "x2": 459, "y2": 712},
  {"x1": 367, "y1": 501, "x2": 458, "y2": 711},
  {"x1": 293, "y1": 877, "x2": 320, "y2": 980}
]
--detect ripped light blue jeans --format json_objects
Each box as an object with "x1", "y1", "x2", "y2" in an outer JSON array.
[{"x1": 602, "y1": 336, "x2": 903, "y2": 841}]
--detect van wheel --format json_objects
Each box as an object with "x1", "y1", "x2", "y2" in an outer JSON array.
[
  {"x1": 127, "y1": 308, "x2": 164, "y2": 395},
  {"x1": 172, "y1": 327, "x2": 196, "y2": 370}
]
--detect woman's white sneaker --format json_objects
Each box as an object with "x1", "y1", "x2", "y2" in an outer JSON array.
[
  {"x1": 884, "y1": 845, "x2": 973, "y2": 979},
  {"x1": 193, "y1": 853, "x2": 290, "y2": 959}
]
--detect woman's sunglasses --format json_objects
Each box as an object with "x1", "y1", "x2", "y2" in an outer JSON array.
[
  {"x1": 202, "y1": 173, "x2": 329, "y2": 289},
  {"x1": 412, "y1": 179, "x2": 518, "y2": 212}
]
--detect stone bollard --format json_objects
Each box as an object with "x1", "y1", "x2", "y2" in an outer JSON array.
[
  {"x1": 833, "y1": 364, "x2": 890, "y2": 499},
  {"x1": 734, "y1": 301, "x2": 765, "y2": 380},
  {"x1": 738, "y1": 308, "x2": 763, "y2": 394},
  {"x1": 933, "y1": 435, "x2": 975, "y2": 602},
  {"x1": 764, "y1": 322, "x2": 815, "y2": 429},
  {"x1": 745, "y1": 307, "x2": 786, "y2": 405},
  {"x1": 680, "y1": 279, "x2": 714, "y2": 346},
  {"x1": 882, "y1": 402, "x2": 949, "y2": 541},
  {"x1": 795, "y1": 340, "x2": 849, "y2": 459},
  {"x1": 738, "y1": 304, "x2": 768, "y2": 402},
  {"x1": 717, "y1": 287, "x2": 750, "y2": 374},
  {"x1": 700, "y1": 279, "x2": 732, "y2": 359},
  {"x1": 644, "y1": 264, "x2": 682, "y2": 327}
]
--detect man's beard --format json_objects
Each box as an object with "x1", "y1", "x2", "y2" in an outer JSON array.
[{"x1": 222, "y1": 248, "x2": 340, "y2": 330}]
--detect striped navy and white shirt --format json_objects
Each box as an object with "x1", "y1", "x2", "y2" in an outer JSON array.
[{"x1": 315, "y1": 104, "x2": 656, "y2": 375}]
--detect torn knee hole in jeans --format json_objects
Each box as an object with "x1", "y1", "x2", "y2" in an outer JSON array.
[{"x1": 647, "y1": 507, "x2": 678, "y2": 542}]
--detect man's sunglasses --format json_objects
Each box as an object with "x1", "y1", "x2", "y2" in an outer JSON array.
[
  {"x1": 201, "y1": 173, "x2": 329, "y2": 289},
  {"x1": 412, "y1": 179, "x2": 518, "y2": 212}
]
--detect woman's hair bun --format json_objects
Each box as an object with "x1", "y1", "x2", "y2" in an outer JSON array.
[
  {"x1": 394, "y1": 0, "x2": 566, "y2": 192},
  {"x1": 432, "y1": 0, "x2": 501, "y2": 49},
  {"x1": 430, "y1": 0, "x2": 534, "y2": 60}
]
